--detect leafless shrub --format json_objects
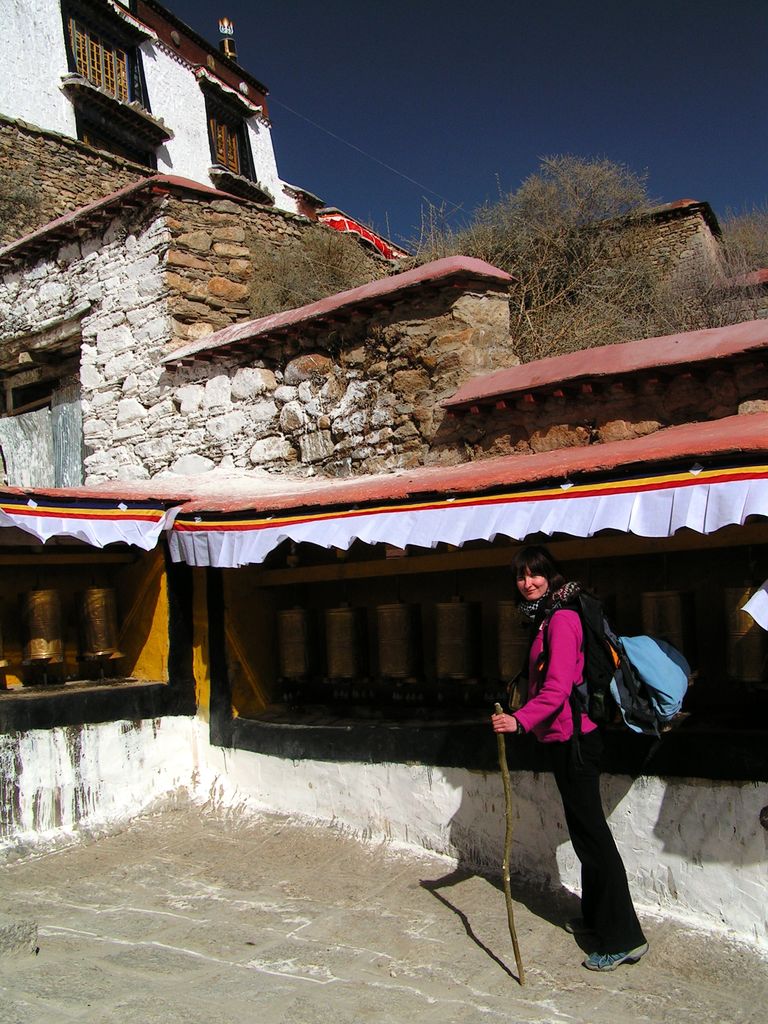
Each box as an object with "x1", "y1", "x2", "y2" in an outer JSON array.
[
  {"x1": 416, "y1": 155, "x2": 768, "y2": 361},
  {"x1": 721, "y1": 206, "x2": 768, "y2": 268},
  {"x1": 247, "y1": 224, "x2": 383, "y2": 318},
  {"x1": 0, "y1": 170, "x2": 41, "y2": 246},
  {"x1": 416, "y1": 156, "x2": 659, "y2": 360}
]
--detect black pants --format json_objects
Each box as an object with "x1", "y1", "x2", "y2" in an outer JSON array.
[{"x1": 548, "y1": 729, "x2": 646, "y2": 953}]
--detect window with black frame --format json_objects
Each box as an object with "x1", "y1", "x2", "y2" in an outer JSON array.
[
  {"x1": 63, "y1": 1, "x2": 146, "y2": 107},
  {"x1": 60, "y1": 1, "x2": 166, "y2": 167},
  {"x1": 205, "y1": 93, "x2": 255, "y2": 180}
]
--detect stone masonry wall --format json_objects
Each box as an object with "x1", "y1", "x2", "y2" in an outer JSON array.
[
  {"x1": 0, "y1": 191, "x2": 512, "y2": 483},
  {"x1": 0, "y1": 117, "x2": 151, "y2": 246},
  {"x1": 0, "y1": 198, "x2": 172, "y2": 483},
  {"x1": 434, "y1": 360, "x2": 768, "y2": 462},
  {"x1": 5, "y1": 179, "x2": 765, "y2": 483},
  {"x1": 162, "y1": 284, "x2": 512, "y2": 478},
  {"x1": 164, "y1": 194, "x2": 315, "y2": 345},
  {"x1": 628, "y1": 210, "x2": 722, "y2": 280}
]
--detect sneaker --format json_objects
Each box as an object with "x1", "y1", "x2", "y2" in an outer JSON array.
[
  {"x1": 583, "y1": 942, "x2": 649, "y2": 972},
  {"x1": 565, "y1": 917, "x2": 595, "y2": 935}
]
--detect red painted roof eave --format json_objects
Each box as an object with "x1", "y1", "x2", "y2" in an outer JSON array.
[
  {"x1": 0, "y1": 175, "x2": 249, "y2": 265},
  {"x1": 444, "y1": 318, "x2": 768, "y2": 409},
  {"x1": 0, "y1": 483, "x2": 191, "y2": 507},
  {"x1": 177, "y1": 413, "x2": 768, "y2": 516},
  {"x1": 161, "y1": 256, "x2": 514, "y2": 364}
]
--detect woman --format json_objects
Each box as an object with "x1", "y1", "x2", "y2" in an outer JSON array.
[{"x1": 492, "y1": 545, "x2": 648, "y2": 972}]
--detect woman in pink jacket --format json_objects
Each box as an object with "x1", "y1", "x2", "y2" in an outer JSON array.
[{"x1": 492, "y1": 545, "x2": 648, "y2": 972}]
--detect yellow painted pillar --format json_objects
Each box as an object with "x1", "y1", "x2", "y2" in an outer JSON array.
[{"x1": 192, "y1": 568, "x2": 211, "y2": 720}]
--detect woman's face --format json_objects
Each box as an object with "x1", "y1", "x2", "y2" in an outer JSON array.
[{"x1": 516, "y1": 567, "x2": 549, "y2": 601}]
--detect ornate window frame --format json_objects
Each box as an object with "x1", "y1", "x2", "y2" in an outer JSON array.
[{"x1": 60, "y1": 0, "x2": 170, "y2": 167}]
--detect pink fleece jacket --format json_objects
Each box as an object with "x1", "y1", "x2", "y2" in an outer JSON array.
[{"x1": 513, "y1": 608, "x2": 598, "y2": 743}]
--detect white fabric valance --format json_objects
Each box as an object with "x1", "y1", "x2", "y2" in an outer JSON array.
[
  {"x1": 168, "y1": 464, "x2": 768, "y2": 568},
  {"x1": 0, "y1": 497, "x2": 178, "y2": 550}
]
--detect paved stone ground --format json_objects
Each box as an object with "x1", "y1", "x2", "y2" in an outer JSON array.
[{"x1": 0, "y1": 804, "x2": 765, "y2": 1024}]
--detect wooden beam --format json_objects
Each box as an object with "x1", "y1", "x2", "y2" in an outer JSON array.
[
  {"x1": 0, "y1": 553, "x2": 136, "y2": 565},
  {"x1": 240, "y1": 522, "x2": 768, "y2": 587}
]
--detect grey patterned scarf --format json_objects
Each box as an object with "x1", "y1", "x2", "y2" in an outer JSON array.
[{"x1": 519, "y1": 580, "x2": 582, "y2": 623}]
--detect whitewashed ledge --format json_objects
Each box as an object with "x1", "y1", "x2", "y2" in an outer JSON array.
[{"x1": 0, "y1": 717, "x2": 765, "y2": 952}]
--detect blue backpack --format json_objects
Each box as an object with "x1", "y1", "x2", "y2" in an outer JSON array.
[
  {"x1": 610, "y1": 634, "x2": 690, "y2": 735},
  {"x1": 543, "y1": 592, "x2": 691, "y2": 738}
]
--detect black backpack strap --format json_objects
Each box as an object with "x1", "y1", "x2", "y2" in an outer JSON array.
[
  {"x1": 613, "y1": 643, "x2": 661, "y2": 738},
  {"x1": 575, "y1": 592, "x2": 616, "y2": 721}
]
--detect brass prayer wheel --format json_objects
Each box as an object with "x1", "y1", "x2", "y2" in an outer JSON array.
[
  {"x1": 641, "y1": 591, "x2": 691, "y2": 654},
  {"x1": 436, "y1": 598, "x2": 479, "y2": 680},
  {"x1": 278, "y1": 607, "x2": 313, "y2": 679},
  {"x1": 497, "y1": 601, "x2": 529, "y2": 681},
  {"x1": 0, "y1": 619, "x2": 7, "y2": 669},
  {"x1": 724, "y1": 586, "x2": 766, "y2": 683},
  {"x1": 23, "y1": 589, "x2": 64, "y2": 663},
  {"x1": 377, "y1": 603, "x2": 419, "y2": 680},
  {"x1": 325, "y1": 605, "x2": 365, "y2": 679},
  {"x1": 80, "y1": 587, "x2": 122, "y2": 659}
]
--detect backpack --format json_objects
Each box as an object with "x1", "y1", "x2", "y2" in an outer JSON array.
[{"x1": 544, "y1": 592, "x2": 691, "y2": 738}]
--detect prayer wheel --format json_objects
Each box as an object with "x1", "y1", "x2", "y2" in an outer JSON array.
[
  {"x1": 23, "y1": 589, "x2": 64, "y2": 663},
  {"x1": 435, "y1": 598, "x2": 479, "y2": 680},
  {"x1": 641, "y1": 591, "x2": 691, "y2": 654},
  {"x1": 325, "y1": 605, "x2": 365, "y2": 680},
  {"x1": 497, "y1": 601, "x2": 529, "y2": 681},
  {"x1": 377, "y1": 603, "x2": 419, "y2": 680},
  {"x1": 278, "y1": 607, "x2": 313, "y2": 679},
  {"x1": 80, "y1": 587, "x2": 122, "y2": 659},
  {"x1": 724, "y1": 586, "x2": 766, "y2": 683}
]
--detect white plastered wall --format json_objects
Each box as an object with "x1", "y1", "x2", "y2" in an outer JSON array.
[
  {"x1": 245, "y1": 117, "x2": 299, "y2": 213},
  {"x1": 0, "y1": 718, "x2": 200, "y2": 847},
  {"x1": 0, "y1": 716, "x2": 765, "y2": 949},
  {"x1": 205, "y1": 746, "x2": 768, "y2": 951},
  {"x1": 139, "y1": 40, "x2": 213, "y2": 185},
  {"x1": 140, "y1": 40, "x2": 297, "y2": 213},
  {"x1": 0, "y1": 0, "x2": 75, "y2": 136}
]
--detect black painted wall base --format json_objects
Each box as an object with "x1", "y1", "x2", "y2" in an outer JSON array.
[
  {"x1": 0, "y1": 680, "x2": 194, "y2": 733},
  {"x1": 212, "y1": 708, "x2": 768, "y2": 782}
]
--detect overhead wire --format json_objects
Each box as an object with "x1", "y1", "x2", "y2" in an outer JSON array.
[{"x1": 270, "y1": 97, "x2": 466, "y2": 220}]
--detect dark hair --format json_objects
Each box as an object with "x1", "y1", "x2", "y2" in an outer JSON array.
[{"x1": 510, "y1": 545, "x2": 566, "y2": 601}]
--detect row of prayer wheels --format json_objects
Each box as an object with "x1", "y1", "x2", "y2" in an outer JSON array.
[
  {"x1": 724, "y1": 586, "x2": 766, "y2": 683},
  {"x1": 10, "y1": 588, "x2": 123, "y2": 666},
  {"x1": 277, "y1": 588, "x2": 767, "y2": 685},
  {"x1": 279, "y1": 602, "x2": 470, "y2": 682}
]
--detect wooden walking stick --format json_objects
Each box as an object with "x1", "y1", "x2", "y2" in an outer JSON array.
[{"x1": 493, "y1": 702, "x2": 526, "y2": 985}]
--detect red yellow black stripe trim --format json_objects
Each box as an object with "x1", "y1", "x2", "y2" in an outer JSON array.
[
  {"x1": 0, "y1": 502, "x2": 166, "y2": 523},
  {"x1": 172, "y1": 463, "x2": 768, "y2": 534}
]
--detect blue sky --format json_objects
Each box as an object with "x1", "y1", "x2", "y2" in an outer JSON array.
[{"x1": 163, "y1": 0, "x2": 767, "y2": 249}]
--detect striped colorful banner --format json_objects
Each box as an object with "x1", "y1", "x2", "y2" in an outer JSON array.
[
  {"x1": 0, "y1": 497, "x2": 178, "y2": 550},
  {"x1": 171, "y1": 463, "x2": 768, "y2": 533},
  {"x1": 168, "y1": 462, "x2": 768, "y2": 567}
]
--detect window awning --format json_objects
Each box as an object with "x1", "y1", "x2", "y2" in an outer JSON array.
[
  {"x1": 0, "y1": 495, "x2": 179, "y2": 550},
  {"x1": 168, "y1": 462, "x2": 768, "y2": 568}
]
